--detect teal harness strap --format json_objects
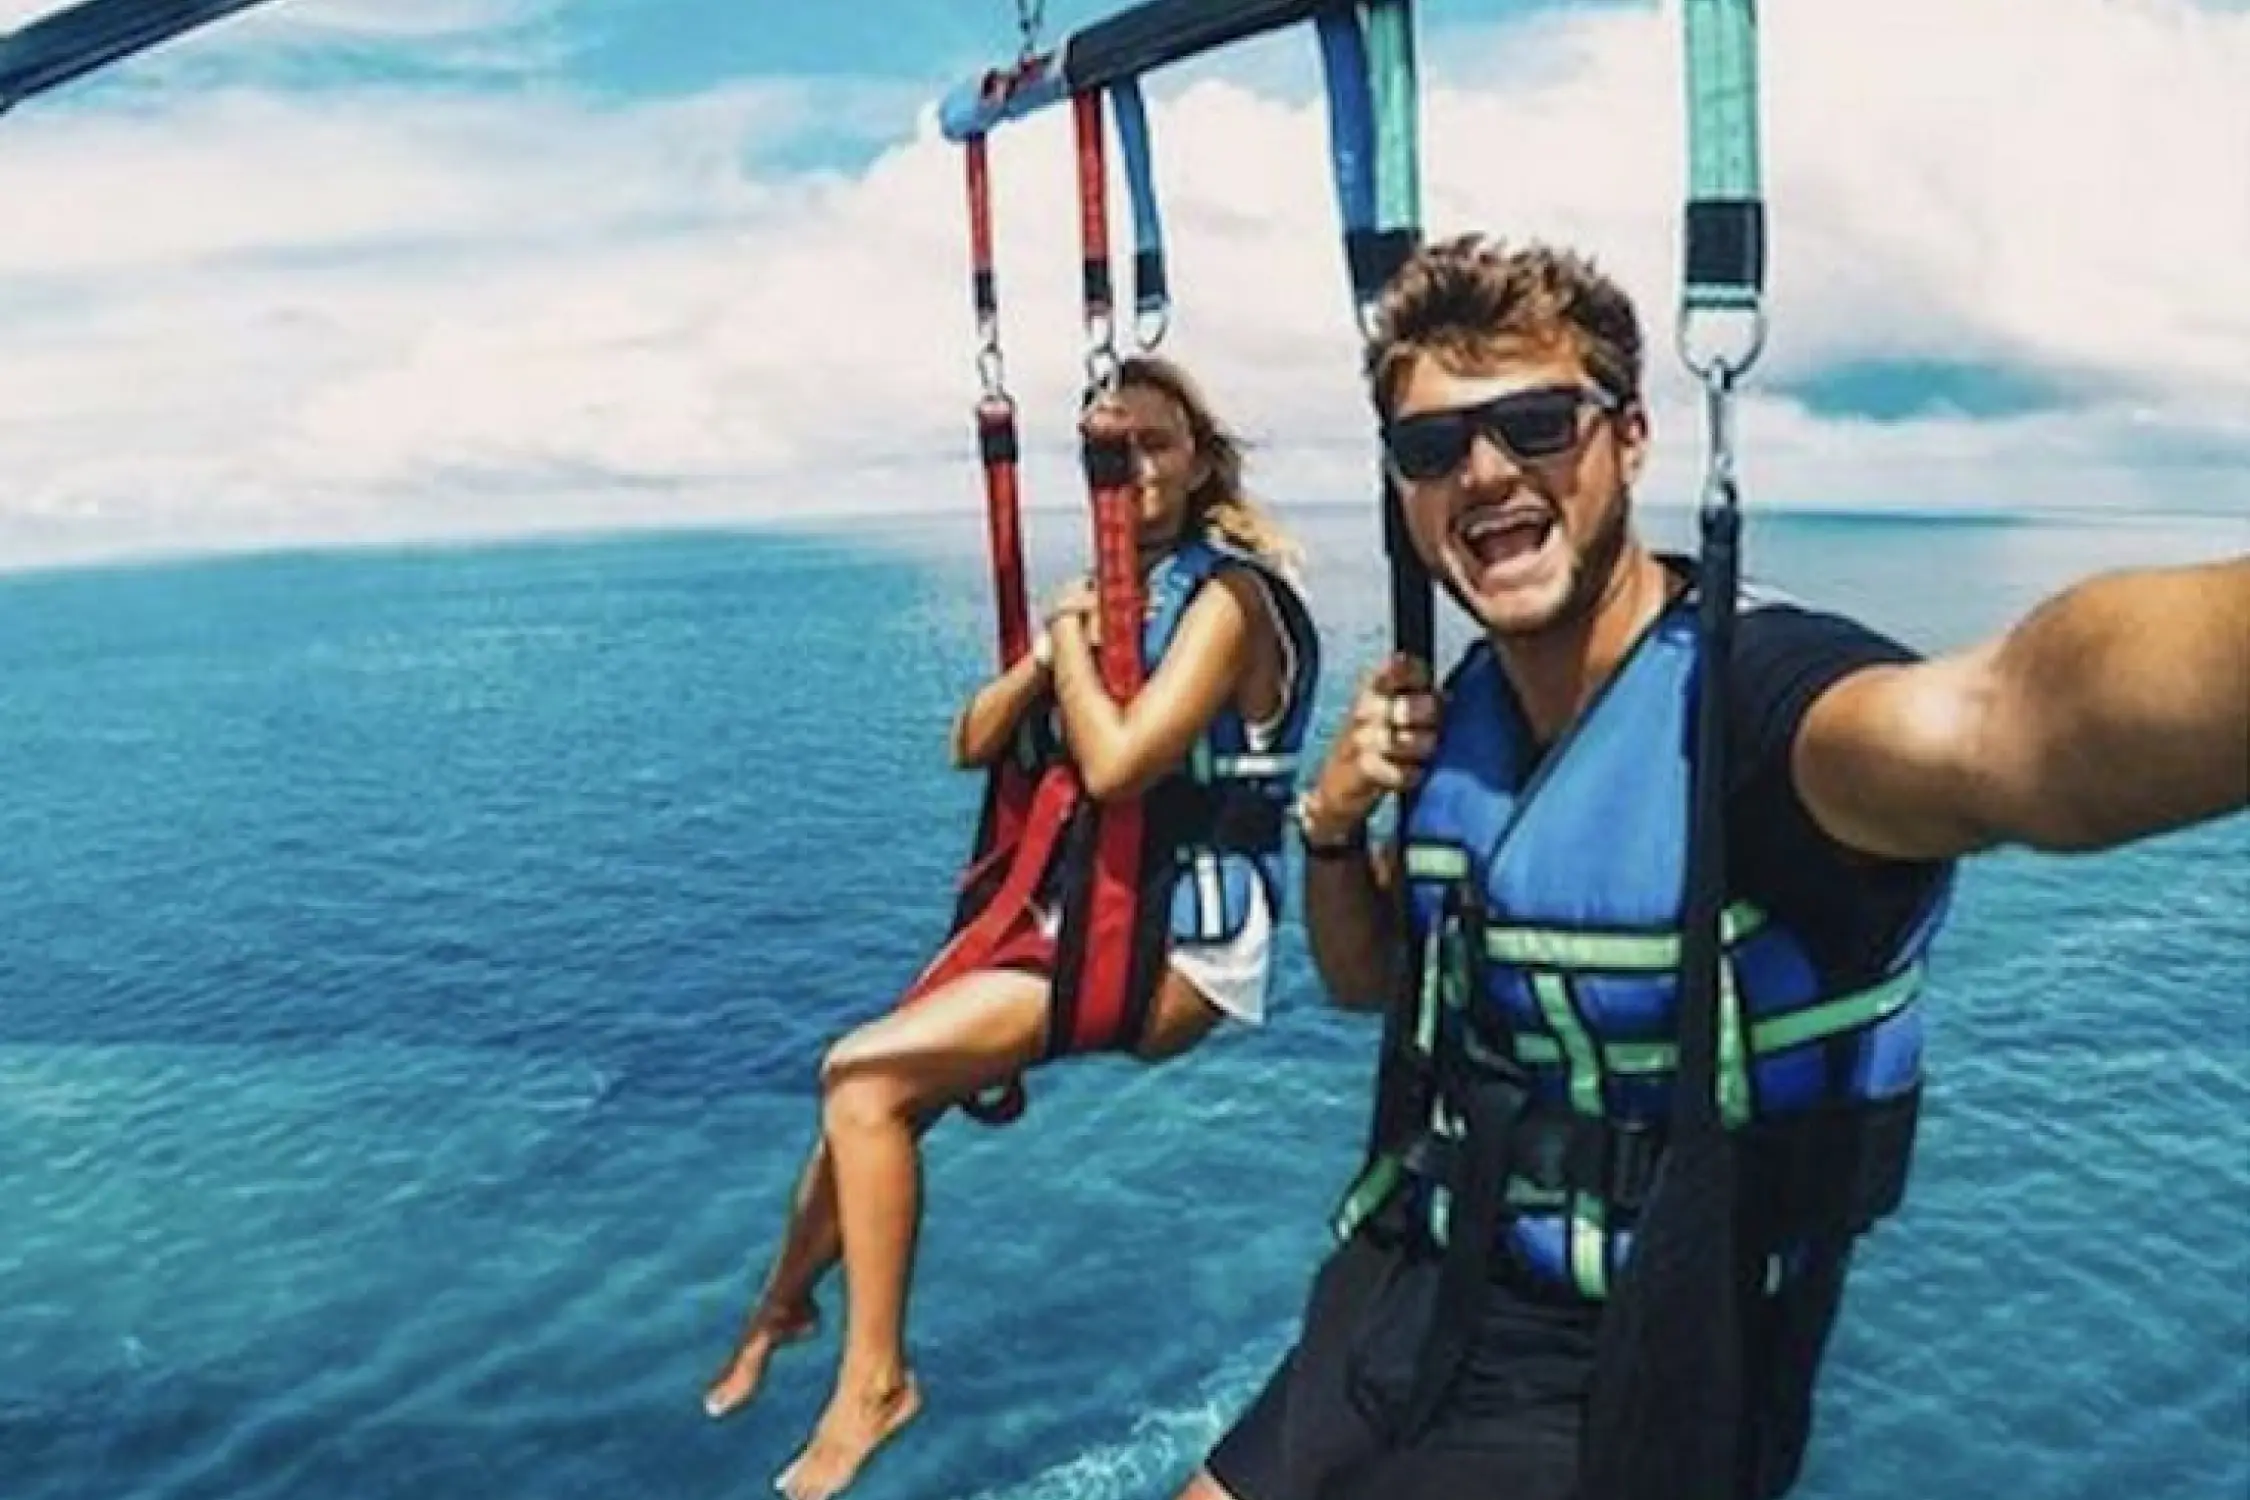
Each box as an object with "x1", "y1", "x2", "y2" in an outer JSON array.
[
  {"x1": 1681, "y1": 0, "x2": 1765, "y2": 316},
  {"x1": 1679, "y1": 0, "x2": 1768, "y2": 372},
  {"x1": 1581, "y1": 4, "x2": 1770, "y2": 1497},
  {"x1": 1365, "y1": 0, "x2": 1421, "y2": 246}
]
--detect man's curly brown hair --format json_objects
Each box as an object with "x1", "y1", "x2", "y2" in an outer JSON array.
[{"x1": 1366, "y1": 236, "x2": 1644, "y2": 419}]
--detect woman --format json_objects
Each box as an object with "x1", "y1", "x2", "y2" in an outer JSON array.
[{"x1": 704, "y1": 355, "x2": 1322, "y2": 1500}]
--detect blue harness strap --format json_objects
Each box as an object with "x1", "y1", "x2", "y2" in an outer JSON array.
[{"x1": 1109, "y1": 77, "x2": 1171, "y2": 346}]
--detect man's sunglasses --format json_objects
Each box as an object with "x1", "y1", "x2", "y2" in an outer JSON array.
[{"x1": 1382, "y1": 383, "x2": 1621, "y2": 481}]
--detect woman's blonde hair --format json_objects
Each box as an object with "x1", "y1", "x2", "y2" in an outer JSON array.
[{"x1": 1117, "y1": 354, "x2": 1302, "y2": 578}]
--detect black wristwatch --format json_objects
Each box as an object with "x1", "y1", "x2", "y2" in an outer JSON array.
[{"x1": 1292, "y1": 792, "x2": 1368, "y2": 859}]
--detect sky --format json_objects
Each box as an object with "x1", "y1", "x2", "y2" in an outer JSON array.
[{"x1": 1, "y1": 0, "x2": 2245, "y2": 570}]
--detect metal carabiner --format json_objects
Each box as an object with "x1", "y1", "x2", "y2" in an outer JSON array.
[
  {"x1": 1132, "y1": 303, "x2": 1170, "y2": 353},
  {"x1": 1676, "y1": 300, "x2": 1768, "y2": 388},
  {"x1": 1081, "y1": 309, "x2": 1121, "y2": 401},
  {"x1": 1697, "y1": 360, "x2": 1741, "y2": 514},
  {"x1": 977, "y1": 344, "x2": 1009, "y2": 401}
]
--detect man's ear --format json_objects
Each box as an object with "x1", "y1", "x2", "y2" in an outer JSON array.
[{"x1": 1616, "y1": 399, "x2": 1650, "y2": 486}]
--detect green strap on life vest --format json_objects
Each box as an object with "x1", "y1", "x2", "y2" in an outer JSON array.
[{"x1": 1328, "y1": 861, "x2": 1927, "y2": 1273}]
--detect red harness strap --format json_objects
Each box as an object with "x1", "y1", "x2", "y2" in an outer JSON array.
[
  {"x1": 959, "y1": 133, "x2": 1039, "y2": 880},
  {"x1": 893, "y1": 130, "x2": 1049, "y2": 1126},
  {"x1": 896, "y1": 94, "x2": 1158, "y2": 1123},
  {"x1": 1043, "y1": 405, "x2": 1152, "y2": 1058},
  {"x1": 949, "y1": 397, "x2": 1040, "y2": 906},
  {"x1": 1040, "y1": 89, "x2": 1157, "y2": 1060}
]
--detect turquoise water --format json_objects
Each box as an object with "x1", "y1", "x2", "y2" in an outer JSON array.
[{"x1": 1, "y1": 504, "x2": 2243, "y2": 1499}]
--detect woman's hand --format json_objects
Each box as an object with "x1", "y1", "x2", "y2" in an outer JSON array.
[{"x1": 1044, "y1": 576, "x2": 1103, "y2": 648}]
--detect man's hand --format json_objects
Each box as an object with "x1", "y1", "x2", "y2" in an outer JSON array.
[{"x1": 1302, "y1": 653, "x2": 1442, "y2": 841}]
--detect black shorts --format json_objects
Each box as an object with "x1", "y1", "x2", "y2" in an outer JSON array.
[
  {"x1": 1207, "y1": 1223, "x2": 1856, "y2": 1500},
  {"x1": 1206, "y1": 1229, "x2": 1600, "y2": 1500}
]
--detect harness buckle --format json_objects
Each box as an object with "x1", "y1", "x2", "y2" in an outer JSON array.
[
  {"x1": 1400, "y1": 1129, "x2": 1457, "y2": 1184},
  {"x1": 1512, "y1": 1108, "x2": 1573, "y2": 1191},
  {"x1": 1503, "y1": 1111, "x2": 1668, "y2": 1214},
  {"x1": 1606, "y1": 1119, "x2": 1667, "y2": 1214}
]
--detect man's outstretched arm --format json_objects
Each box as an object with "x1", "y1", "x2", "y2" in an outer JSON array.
[{"x1": 1795, "y1": 556, "x2": 2250, "y2": 861}]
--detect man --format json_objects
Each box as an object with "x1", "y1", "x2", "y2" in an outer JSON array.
[{"x1": 1176, "y1": 235, "x2": 2250, "y2": 1500}]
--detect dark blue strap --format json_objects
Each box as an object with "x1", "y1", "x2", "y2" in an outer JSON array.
[
  {"x1": 1315, "y1": 7, "x2": 1382, "y2": 309},
  {"x1": 1110, "y1": 77, "x2": 1170, "y2": 336},
  {"x1": 2, "y1": 0, "x2": 278, "y2": 111}
]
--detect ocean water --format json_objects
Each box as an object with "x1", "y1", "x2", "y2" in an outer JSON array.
[{"x1": 1, "y1": 503, "x2": 2244, "y2": 1500}]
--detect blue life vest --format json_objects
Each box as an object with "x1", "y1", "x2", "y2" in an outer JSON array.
[
  {"x1": 1334, "y1": 594, "x2": 1951, "y2": 1300},
  {"x1": 1124, "y1": 534, "x2": 1323, "y2": 945}
]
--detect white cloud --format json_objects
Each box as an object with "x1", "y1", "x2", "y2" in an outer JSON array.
[{"x1": 1, "y1": 0, "x2": 2244, "y2": 572}]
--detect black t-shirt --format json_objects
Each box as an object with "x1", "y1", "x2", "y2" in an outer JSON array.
[{"x1": 1723, "y1": 598, "x2": 1953, "y2": 983}]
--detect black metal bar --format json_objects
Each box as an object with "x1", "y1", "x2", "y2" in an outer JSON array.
[
  {"x1": 2, "y1": 0, "x2": 281, "y2": 114},
  {"x1": 1063, "y1": 0, "x2": 1334, "y2": 93}
]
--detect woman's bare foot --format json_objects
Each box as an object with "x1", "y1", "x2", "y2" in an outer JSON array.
[
  {"x1": 772, "y1": 1369, "x2": 922, "y2": 1500},
  {"x1": 701, "y1": 1300, "x2": 820, "y2": 1419}
]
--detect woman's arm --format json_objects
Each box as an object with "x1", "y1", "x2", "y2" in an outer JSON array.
[
  {"x1": 949, "y1": 647, "x2": 1052, "y2": 770},
  {"x1": 1047, "y1": 570, "x2": 1266, "y2": 802}
]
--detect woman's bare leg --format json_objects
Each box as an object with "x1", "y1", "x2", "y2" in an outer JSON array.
[
  {"x1": 1133, "y1": 968, "x2": 1230, "y2": 1063},
  {"x1": 702, "y1": 1134, "x2": 837, "y2": 1417},
  {"x1": 775, "y1": 968, "x2": 1050, "y2": 1500},
  {"x1": 707, "y1": 1104, "x2": 953, "y2": 1418}
]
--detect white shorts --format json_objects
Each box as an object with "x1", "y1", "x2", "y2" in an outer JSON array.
[
  {"x1": 1165, "y1": 877, "x2": 1274, "y2": 1027},
  {"x1": 1030, "y1": 879, "x2": 1275, "y2": 1028}
]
